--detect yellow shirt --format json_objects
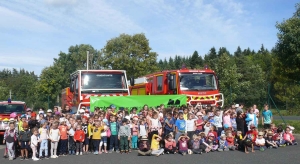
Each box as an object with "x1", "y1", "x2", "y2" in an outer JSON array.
[
  {"x1": 88, "y1": 123, "x2": 93, "y2": 138},
  {"x1": 91, "y1": 126, "x2": 103, "y2": 139},
  {"x1": 183, "y1": 114, "x2": 188, "y2": 120},
  {"x1": 151, "y1": 134, "x2": 160, "y2": 150},
  {"x1": 18, "y1": 121, "x2": 24, "y2": 132}
]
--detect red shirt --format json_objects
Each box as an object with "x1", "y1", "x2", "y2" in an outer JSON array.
[
  {"x1": 245, "y1": 130, "x2": 258, "y2": 142},
  {"x1": 226, "y1": 137, "x2": 235, "y2": 146},
  {"x1": 74, "y1": 130, "x2": 85, "y2": 142},
  {"x1": 59, "y1": 125, "x2": 68, "y2": 140}
]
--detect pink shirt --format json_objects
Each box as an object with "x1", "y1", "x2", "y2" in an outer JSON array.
[{"x1": 223, "y1": 115, "x2": 232, "y2": 127}]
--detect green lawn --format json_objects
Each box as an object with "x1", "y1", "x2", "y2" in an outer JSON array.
[
  {"x1": 270, "y1": 109, "x2": 300, "y2": 116},
  {"x1": 258, "y1": 120, "x2": 300, "y2": 134}
]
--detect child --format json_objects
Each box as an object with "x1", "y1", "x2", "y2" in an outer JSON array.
[
  {"x1": 254, "y1": 131, "x2": 266, "y2": 151},
  {"x1": 178, "y1": 134, "x2": 190, "y2": 155},
  {"x1": 195, "y1": 112, "x2": 204, "y2": 134},
  {"x1": 213, "y1": 110, "x2": 223, "y2": 136},
  {"x1": 109, "y1": 115, "x2": 119, "y2": 153},
  {"x1": 138, "y1": 136, "x2": 151, "y2": 156},
  {"x1": 49, "y1": 122, "x2": 60, "y2": 158},
  {"x1": 118, "y1": 118, "x2": 131, "y2": 154},
  {"x1": 175, "y1": 112, "x2": 186, "y2": 142},
  {"x1": 230, "y1": 113, "x2": 237, "y2": 131},
  {"x1": 243, "y1": 124, "x2": 257, "y2": 153},
  {"x1": 226, "y1": 132, "x2": 236, "y2": 150},
  {"x1": 218, "y1": 134, "x2": 229, "y2": 151},
  {"x1": 3, "y1": 122, "x2": 17, "y2": 160},
  {"x1": 68, "y1": 122, "x2": 76, "y2": 155},
  {"x1": 139, "y1": 118, "x2": 148, "y2": 138},
  {"x1": 190, "y1": 134, "x2": 202, "y2": 154},
  {"x1": 19, "y1": 122, "x2": 31, "y2": 160},
  {"x1": 265, "y1": 131, "x2": 278, "y2": 149},
  {"x1": 99, "y1": 119, "x2": 109, "y2": 154},
  {"x1": 186, "y1": 113, "x2": 196, "y2": 145},
  {"x1": 164, "y1": 112, "x2": 174, "y2": 137},
  {"x1": 164, "y1": 134, "x2": 176, "y2": 154},
  {"x1": 286, "y1": 124, "x2": 295, "y2": 134},
  {"x1": 205, "y1": 133, "x2": 218, "y2": 152},
  {"x1": 149, "y1": 112, "x2": 162, "y2": 144},
  {"x1": 273, "y1": 127, "x2": 286, "y2": 147},
  {"x1": 131, "y1": 116, "x2": 139, "y2": 150},
  {"x1": 30, "y1": 128, "x2": 39, "y2": 161},
  {"x1": 284, "y1": 127, "x2": 298, "y2": 145},
  {"x1": 150, "y1": 134, "x2": 164, "y2": 156},
  {"x1": 235, "y1": 131, "x2": 243, "y2": 150},
  {"x1": 81, "y1": 117, "x2": 89, "y2": 154},
  {"x1": 39, "y1": 122, "x2": 49, "y2": 159},
  {"x1": 203, "y1": 122, "x2": 211, "y2": 136},
  {"x1": 58, "y1": 119, "x2": 68, "y2": 156},
  {"x1": 91, "y1": 121, "x2": 103, "y2": 154},
  {"x1": 74, "y1": 124, "x2": 85, "y2": 155},
  {"x1": 270, "y1": 123, "x2": 278, "y2": 133}
]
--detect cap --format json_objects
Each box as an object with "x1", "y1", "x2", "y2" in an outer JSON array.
[
  {"x1": 235, "y1": 104, "x2": 239, "y2": 108},
  {"x1": 132, "y1": 116, "x2": 139, "y2": 121},
  {"x1": 26, "y1": 108, "x2": 32, "y2": 112},
  {"x1": 258, "y1": 132, "x2": 264, "y2": 136},
  {"x1": 208, "y1": 133, "x2": 215, "y2": 137},
  {"x1": 196, "y1": 112, "x2": 203, "y2": 116},
  {"x1": 79, "y1": 109, "x2": 85, "y2": 113},
  {"x1": 110, "y1": 104, "x2": 116, "y2": 109},
  {"x1": 47, "y1": 109, "x2": 52, "y2": 113},
  {"x1": 9, "y1": 118, "x2": 15, "y2": 122},
  {"x1": 3, "y1": 118, "x2": 9, "y2": 122},
  {"x1": 22, "y1": 122, "x2": 28, "y2": 128},
  {"x1": 81, "y1": 106, "x2": 86, "y2": 109},
  {"x1": 140, "y1": 136, "x2": 148, "y2": 141},
  {"x1": 20, "y1": 114, "x2": 26, "y2": 118},
  {"x1": 39, "y1": 111, "x2": 44, "y2": 114},
  {"x1": 224, "y1": 124, "x2": 229, "y2": 129},
  {"x1": 31, "y1": 112, "x2": 37, "y2": 117}
]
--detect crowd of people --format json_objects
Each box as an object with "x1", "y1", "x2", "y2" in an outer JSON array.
[{"x1": 2, "y1": 103, "x2": 298, "y2": 161}]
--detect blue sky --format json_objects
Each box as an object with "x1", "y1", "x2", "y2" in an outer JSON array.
[{"x1": 0, "y1": 0, "x2": 298, "y2": 75}]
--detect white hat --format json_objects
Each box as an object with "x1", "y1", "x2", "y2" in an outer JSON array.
[
  {"x1": 9, "y1": 118, "x2": 15, "y2": 122},
  {"x1": 79, "y1": 109, "x2": 85, "y2": 113},
  {"x1": 235, "y1": 104, "x2": 239, "y2": 108},
  {"x1": 39, "y1": 111, "x2": 44, "y2": 114},
  {"x1": 47, "y1": 109, "x2": 52, "y2": 113}
]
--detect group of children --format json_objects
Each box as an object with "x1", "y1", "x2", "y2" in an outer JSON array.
[{"x1": 2, "y1": 104, "x2": 298, "y2": 161}]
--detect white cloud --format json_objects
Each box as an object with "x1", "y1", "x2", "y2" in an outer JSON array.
[{"x1": 44, "y1": 0, "x2": 78, "y2": 6}]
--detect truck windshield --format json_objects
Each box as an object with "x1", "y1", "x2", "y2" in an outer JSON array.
[
  {"x1": 81, "y1": 73, "x2": 128, "y2": 90},
  {"x1": 0, "y1": 104, "x2": 24, "y2": 114},
  {"x1": 179, "y1": 73, "x2": 217, "y2": 91}
]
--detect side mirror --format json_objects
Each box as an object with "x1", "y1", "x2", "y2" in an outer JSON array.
[
  {"x1": 168, "y1": 74, "x2": 175, "y2": 90},
  {"x1": 69, "y1": 76, "x2": 74, "y2": 92},
  {"x1": 130, "y1": 77, "x2": 135, "y2": 86}
]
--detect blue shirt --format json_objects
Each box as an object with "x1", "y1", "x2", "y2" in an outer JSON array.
[
  {"x1": 164, "y1": 118, "x2": 174, "y2": 131},
  {"x1": 175, "y1": 119, "x2": 186, "y2": 132},
  {"x1": 262, "y1": 110, "x2": 272, "y2": 124}
]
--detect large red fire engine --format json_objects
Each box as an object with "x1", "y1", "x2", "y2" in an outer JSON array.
[
  {"x1": 62, "y1": 70, "x2": 130, "y2": 112},
  {"x1": 129, "y1": 66, "x2": 224, "y2": 107},
  {"x1": 0, "y1": 100, "x2": 26, "y2": 137}
]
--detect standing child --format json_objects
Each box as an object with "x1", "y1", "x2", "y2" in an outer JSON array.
[
  {"x1": 58, "y1": 119, "x2": 68, "y2": 156},
  {"x1": 150, "y1": 134, "x2": 164, "y2": 156},
  {"x1": 118, "y1": 118, "x2": 131, "y2": 154},
  {"x1": 19, "y1": 122, "x2": 32, "y2": 160},
  {"x1": 164, "y1": 134, "x2": 176, "y2": 154},
  {"x1": 230, "y1": 113, "x2": 237, "y2": 131},
  {"x1": 138, "y1": 136, "x2": 151, "y2": 156},
  {"x1": 31, "y1": 128, "x2": 39, "y2": 161},
  {"x1": 175, "y1": 113, "x2": 186, "y2": 142},
  {"x1": 68, "y1": 123, "x2": 76, "y2": 155},
  {"x1": 190, "y1": 134, "x2": 202, "y2": 154},
  {"x1": 49, "y1": 122, "x2": 60, "y2": 158},
  {"x1": 39, "y1": 122, "x2": 49, "y2": 159},
  {"x1": 3, "y1": 122, "x2": 17, "y2": 160},
  {"x1": 195, "y1": 112, "x2": 204, "y2": 134},
  {"x1": 109, "y1": 115, "x2": 119, "y2": 153},
  {"x1": 213, "y1": 110, "x2": 223, "y2": 136},
  {"x1": 74, "y1": 124, "x2": 85, "y2": 155},
  {"x1": 81, "y1": 117, "x2": 89, "y2": 154},
  {"x1": 138, "y1": 118, "x2": 148, "y2": 138},
  {"x1": 131, "y1": 117, "x2": 139, "y2": 150},
  {"x1": 99, "y1": 119, "x2": 109, "y2": 154},
  {"x1": 91, "y1": 121, "x2": 103, "y2": 154},
  {"x1": 164, "y1": 112, "x2": 174, "y2": 137}
]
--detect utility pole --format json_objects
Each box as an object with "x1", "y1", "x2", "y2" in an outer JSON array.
[{"x1": 87, "y1": 51, "x2": 89, "y2": 70}]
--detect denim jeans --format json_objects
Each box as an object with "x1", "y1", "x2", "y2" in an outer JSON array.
[
  {"x1": 109, "y1": 135, "x2": 119, "y2": 151},
  {"x1": 40, "y1": 139, "x2": 48, "y2": 156},
  {"x1": 60, "y1": 139, "x2": 68, "y2": 155}
]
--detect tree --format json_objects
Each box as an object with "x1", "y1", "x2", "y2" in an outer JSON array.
[
  {"x1": 273, "y1": 3, "x2": 300, "y2": 82},
  {"x1": 190, "y1": 51, "x2": 200, "y2": 69},
  {"x1": 234, "y1": 46, "x2": 242, "y2": 57},
  {"x1": 101, "y1": 33, "x2": 159, "y2": 78}
]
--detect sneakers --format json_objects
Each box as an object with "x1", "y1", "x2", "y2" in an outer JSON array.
[
  {"x1": 108, "y1": 150, "x2": 113, "y2": 153},
  {"x1": 94, "y1": 151, "x2": 99, "y2": 155},
  {"x1": 8, "y1": 157, "x2": 13, "y2": 160},
  {"x1": 32, "y1": 157, "x2": 39, "y2": 161},
  {"x1": 51, "y1": 155, "x2": 56, "y2": 158},
  {"x1": 20, "y1": 157, "x2": 24, "y2": 161},
  {"x1": 44, "y1": 156, "x2": 49, "y2": 159},
  {"x1": 25, "y1": 157, "x2": 29, "y2": 160},
  {"x1": 182, "y1": 152, "x2": 186, "y2": 156},
  {"x1": 116, "y1": 150, "x2": 120, "y2": 153},
  {"x1": 80, "y1": 152, "x2": 83, "y2": 155},
  {"x1": 76, "y1": 152, "x2": 79, "y2": 156}
]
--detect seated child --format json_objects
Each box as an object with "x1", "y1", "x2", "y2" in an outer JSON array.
[
  {"x1": 199, "y1": 132, "x2": 209, "y2": 153},
  {"x1": 286, "y1": 124, "x2": 295, "y2": 134},
  {"x1": 178, "y1": 134, "x2": 190, "y2": 155},
  {"x1": 284, "y1": 127, "x2": 298, "y2": 145},
  {"x1": 138, "y1": 136, "x2": 151, "y2": 156},
  {"x1": 243, "y1": 124, "x2": 257, "y2": 153},
  {"x1": 235, "y1": 131, "x2": 243, "y2": 150},
  {"x1": 226, "y1": 132, "x2": 236, "y2": 150},
  {"x1": 150, "y1": 134, "x2": 164, "y2": 156},
  {"x1": 206, "y1": 133, "x2": 218, "y2": 152},
  {"x1": 265, "y1": 131, "x2": 278, "y2": 149},
  {"x1": 190, "y1": 134, "x2": 202, "y2": 154},
  {"x1": 164, "y1": 134, "x2": 176, "y2": 154},
  {"x1": 270, "y1": 123, "x2": 278, "y2": 134},
  {"x1": 218, "y1": 134, "x2": 229, "y2": 151},
  {"x1": 254, "y1": 131, "x2": 266, "y2": 151},
  {"x1": 273, "y1": 128, "x2": 286, "y2": 147}
]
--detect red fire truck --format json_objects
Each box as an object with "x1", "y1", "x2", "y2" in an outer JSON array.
[
  {"x1": 62, "y1": 70, "x2": 130, "y2": 112},
  {"x1": 0, "y1": 100, "x2": 26, "y2": 137},
  {"x1": 129, "y1": 67, "x2": 224, "y2": 107}
]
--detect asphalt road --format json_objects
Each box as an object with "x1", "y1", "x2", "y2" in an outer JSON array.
[
  {"x1": 273, "y1": 116, "x2": 300, "y2": 121},
  {"x1": 0, "y1": 145, "x2": 299, "y2": 164}
]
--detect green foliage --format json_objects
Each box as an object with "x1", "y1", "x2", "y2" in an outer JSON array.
[{"x1": 101, "y1": 33, "x2": 159, "y2": 78}]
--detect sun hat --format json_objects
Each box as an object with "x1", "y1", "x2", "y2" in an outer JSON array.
[
  {"x1": 140, "y1": 136, "x2": 148, "y2": 141},
  {"x1": 258, "y1": 131, "x2": 264, "y2": 136},
  {"x1": 132, "y1": 116, "x2": 139, "y2": 121},
  {"x1": 10, "y1": 112, "x2": 17, "y2": 118},
  {"x1": 26, "y1": 108, "x2": 32, "y2": 112},
  {"x1": 47, "y1": 109, "x2": 52, "y2": 113},
  {"x1": 9, "y1": 118, "x2": 15, "y2": 122},
  {"x1": 196, "y1": 112, "x2": 203, "y2": 116}
]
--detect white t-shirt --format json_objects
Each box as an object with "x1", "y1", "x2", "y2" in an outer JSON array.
[
  {"x1": 49, "y1": 129, "x2": 60, "y2": 142},
  {"x1": 186, "y1": 119, "x2": 196, "y2": 132},
  {"x1": 31, "y1": 135, "x2": 38, "y2": 147},
  {"x1": 139, "y1": 125, "x2": 147, "y2": 136},
  {"x1": 255, "y1": 138, "x2": 265, "y2": 145},
  {"x1": 214, "y1": 116, "x2": 223, "y2": 128}
]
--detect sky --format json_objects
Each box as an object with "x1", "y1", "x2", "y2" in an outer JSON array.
[{"x1": 0, "y1": 0, "x2": 298, "y2": 75}]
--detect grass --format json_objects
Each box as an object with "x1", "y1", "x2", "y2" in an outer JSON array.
[
  {"x1": 258, "y1": 120, "x2": 300, "y2": 134},
  {"x1": 270, "y1": 109, "x2": 300, "y2": 116}
]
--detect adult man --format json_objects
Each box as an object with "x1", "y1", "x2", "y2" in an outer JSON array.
[
  {"x1": 235, "y1": 103, "x2": 244, "y2": 114},
  {"x1": 262, "y1": 104, "x2": 273, "y2": 129}
]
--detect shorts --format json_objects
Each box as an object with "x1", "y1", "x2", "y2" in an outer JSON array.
[
  {"x1": 20, "y1": 141, "x2": 30, "y2": 149},
  {"x1": 84, "y1": 137, "x2": 89, "y2": 145},
  {"x1": 101, "y1": 136, "x2": 107, "y2": 143}
]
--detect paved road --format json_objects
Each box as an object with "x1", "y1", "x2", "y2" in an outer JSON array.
[
  {"x1": 0, "y1": 146, "x2": 299, "y2": 164},
  {"x1": 273, "y1": 116, "x2": 300, "y2": 121}
]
